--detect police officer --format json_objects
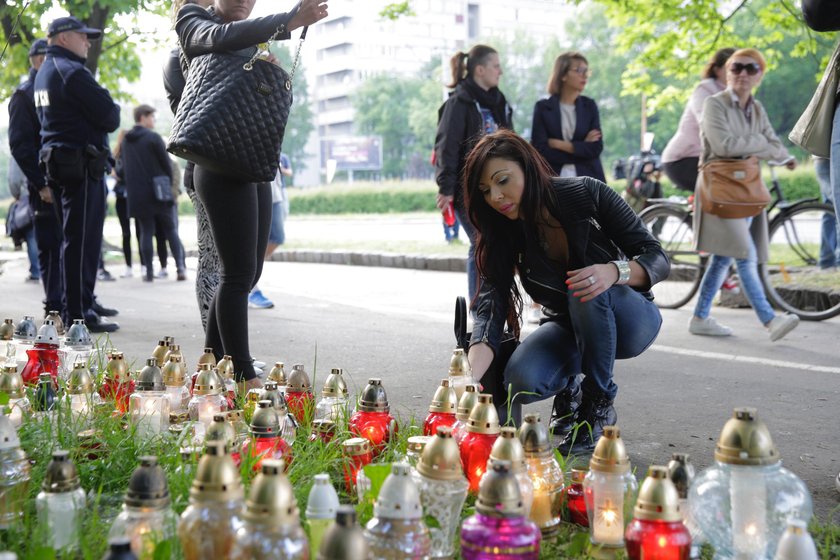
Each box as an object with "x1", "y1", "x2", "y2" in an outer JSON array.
[{"x1": 35, "y1": 16, "x2": 121, "y2": 332}]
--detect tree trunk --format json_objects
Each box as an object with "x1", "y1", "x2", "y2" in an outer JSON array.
[{"x1": 84, "y1": 3, "x2": 110, "y2": 75}]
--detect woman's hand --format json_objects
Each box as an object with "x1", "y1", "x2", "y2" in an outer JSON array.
[
  {"x1": 289, "y1": 0, "x2": 329, "y2": 30},
  {"x1": 584, "y1": 129, "x2": 602, "y2": 142},
  {"x1": 467, "y1": 342, "x2": 494, "y2": 384},
  {"x1": 567, "y1": 264, "x2": 619, "y2": 302},
  {"x1": 436, "y1": 193, "x2": 453, "y2": 211}
]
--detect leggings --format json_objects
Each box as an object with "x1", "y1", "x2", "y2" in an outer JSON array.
[
  {"x1": 194, "y1": 165, "x2": 271, "y2": 381},
  {"x1": 115, "y1": 196, "x2": 132, "y2": 267}
]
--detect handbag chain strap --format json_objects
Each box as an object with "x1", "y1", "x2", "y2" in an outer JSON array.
[{"x1": 243, "y1": 24, "x2": 308, "y2": 80}]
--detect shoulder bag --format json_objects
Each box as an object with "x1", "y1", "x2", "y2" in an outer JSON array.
[
  {"x1": 698, "y1": 156, "x2": 771, "y2": 219},
  {"x1": 789, "y1": 42, "x2": 840, "y2": 159},
  {"x1": 152, "y1": 175, "x2": 174, "y2": 202},
  {"x1": 454, "y1": 296, "x2": 519, "y2": 410},
  {"x1": 168, "y1": 26, "x2": 308, "y2": 183}
]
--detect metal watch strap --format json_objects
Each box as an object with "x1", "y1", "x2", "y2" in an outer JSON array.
[{"x1": 611, "y1": 260, "x2": 631, "y2": 285}]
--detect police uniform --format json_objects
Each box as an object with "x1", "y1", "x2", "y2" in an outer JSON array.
[
  {"x1": 34, "y1": 17, "x2": 120, "y2": 329},
  {"x1": 8, "y1": 39, "x2": 63, "y2": 314}
]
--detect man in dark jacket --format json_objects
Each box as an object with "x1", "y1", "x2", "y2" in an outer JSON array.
[
  {"x1": 34, "y1": 17, "x2": 121, "y2": 332},
  {"x1": 119, "y1": 104, "x2": 185, "y2": 282}
]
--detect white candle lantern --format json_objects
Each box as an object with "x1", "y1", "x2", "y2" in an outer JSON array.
[
  {"x1": 162, "y1": 355, "x2": 189, "y2": 413},
  {"x1": 583, "y1": 425, "x2": 637, "y2": 548},
  {"x1": 688, "y1": 408, "x2": 812, "y2": 560},
  {"x1": 59, "y1": 320, "x2": 92, "y2": 379},
  {"x1": 129, "y1": 360, "x2": 171, "y2": 440},
  {"x1": 188, "y1": 367, "x2": 226, "y2": 437},
  {"x1": 36, "y1": 450, "x2": 86, "y2": 552}
]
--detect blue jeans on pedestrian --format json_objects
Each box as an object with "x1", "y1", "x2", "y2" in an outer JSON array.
[
  {"x1": 454, "y1": 202, "x2": 477, "y2": 303},
  {"x1": 693, "y1": 219, "x2": 775, "y2": 325},
  {"x1": 500, "y1": 285, "x2": 662, "y2": 424},
  {"x1": 815, "y1": 157, "x2": 840, "y2": 268},
  {"x1": 268, "y1": 201, "x2": 285, "y2": 245},
  {"x1": 23, "y1": 225, "x2": 39, "y2": 279},
  {"x1": 829, "y1": 103, "x2": 840, "y2": 264}
]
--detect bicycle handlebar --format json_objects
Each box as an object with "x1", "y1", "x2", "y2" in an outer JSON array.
[{"x1": 768, "y1": 156, "x2": 795, "y2": 167}]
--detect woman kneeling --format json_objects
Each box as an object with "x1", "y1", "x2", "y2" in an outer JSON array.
[{"x1": 464, "y1": 130, "x2": 669, "y2": 454}]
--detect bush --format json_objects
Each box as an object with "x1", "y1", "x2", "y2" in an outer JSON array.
[{"x1": 287, "y1": 181, "x2": 437, "y2": 215}]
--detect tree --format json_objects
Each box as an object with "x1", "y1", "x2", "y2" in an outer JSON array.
[{"x1": 0, "y1": 0, "x2": 169, "y2": 100}]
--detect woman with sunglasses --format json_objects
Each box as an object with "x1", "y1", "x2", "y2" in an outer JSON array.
[
  {"x1": 531, "y1": 52, "x2": 605, "y2": 182},
  {"x1": 662, "y1": 48, "x2": 734, "y2": 191},
  {"x1": 690, "y1": 48, "x2": 800, "y2": 342}
]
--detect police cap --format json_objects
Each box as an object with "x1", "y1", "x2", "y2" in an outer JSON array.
[
  {"x1": 28, "y1": 39, "x2": 48, "y2": 56},
  {"x1": 47, "y1": 16, "x2": 102, "y2": 39}
]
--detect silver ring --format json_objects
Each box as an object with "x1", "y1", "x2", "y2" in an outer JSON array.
[{"x1": 589, "y1": 277, "x2": 595, "y2": 286}]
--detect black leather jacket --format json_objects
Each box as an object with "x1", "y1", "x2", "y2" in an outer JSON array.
[{"x1": 471, "y1": 177, "x2": 670, "y2": 352}]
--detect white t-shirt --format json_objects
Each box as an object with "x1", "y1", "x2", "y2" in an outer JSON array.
[{"x1": 559, "y1": 102, "x2": 577, "y2": 178}]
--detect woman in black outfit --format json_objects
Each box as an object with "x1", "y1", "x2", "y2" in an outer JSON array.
[
  {"x1": 112, "y1": 130, "x2": 134, "y2": 278},
  {"x1": 174, "y1": 0, "x2": 327, "y2": 387}
]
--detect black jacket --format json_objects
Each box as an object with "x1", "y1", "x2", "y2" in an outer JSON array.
[
  {"x1": 34, "y1": 46, "x2": 120, "y2": 152},
  {"x1": 8, "y1": 67, "x2": 47, "y2": 191},
  {"x1": 175, "y1": 4, "x2": 294, "y2": 60},
  {"x1": 119, "y1": 125, "x2": 173, "y2": 219},
  {"x1": 470, "y1": 177, "x2": 670, "y2": 352},
  {"x1": 801, "y1": 0, "x2": 840, "y2": 31},
  {"x1": 531, "y1": 95, "x2": 605, "y2": 182},
  {"x1": 434, "y1": 82, "x2": 513, "y2": 198}
]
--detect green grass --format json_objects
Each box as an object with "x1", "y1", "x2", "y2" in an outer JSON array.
[{"x1": 2, "y1": 344, "x2": 839, "y2": 559}]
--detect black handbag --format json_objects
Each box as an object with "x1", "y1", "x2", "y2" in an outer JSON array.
[
  {"x1": 454, "y1": 296, "x2": 520, "y2": 410},
  {"x1": 167, "y1": 26, "x2": 307, "y2": 183},
  {"x1": 152, "y1": 175, "x2": 173, "y2": 202}
]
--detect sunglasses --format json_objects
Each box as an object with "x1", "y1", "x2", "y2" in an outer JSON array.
[
  {"x1": 570, "y1": 66, "x2": 592, "y2": 78},
  {"x1": 729, "y1": 62, "x2": 761, "y2": 76}
]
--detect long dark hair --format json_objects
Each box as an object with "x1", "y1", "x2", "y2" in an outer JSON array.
[
  {"x1": 463, "y1": 130, "x2": 559, "y2": 333},
  {"x1": 702, "y1": 47, "x2": 735, "y2": 79},
  {"x1": 447, "y1": 44, "x2": 498, "y2": 88}
]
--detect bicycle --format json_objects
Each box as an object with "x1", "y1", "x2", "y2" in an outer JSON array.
[{"x1": 637, "y1": 159, "x2": 840, "y2": 320}]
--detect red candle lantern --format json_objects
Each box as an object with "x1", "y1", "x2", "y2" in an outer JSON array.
[
  {"x1": 564, "y1": 468, "x2": 589, "y2": 527},
  {"x1": 459, "y1": 393, "x2": 500, "y2": 493},
  {"x1": 283, "y1": 364, "x2": 314, "y2": 423},
  {"x1": 349, "y1": 378, "x2": 397, "y2": 454},
  {"x1": 423, "y1": 379, "x2": 458, "y2": 436},
  {"x1": 625, "y1": 466, "x2": 692, "y2": 560},
  {"x1": 20, "y1": 320, "x2": 60, "y2": 386},
  {"x1": 99, "y1": 351, "x2": 134, "y2": 414},
  {"x1": 309, "y1": 419, "x2": 336, "y2": 444},
  {"x1": 342, "y1": 437, "x2": 373, "y2": 494},
  {"x1": 239, "y1": 401, "x2": 292, "y2": 471}
]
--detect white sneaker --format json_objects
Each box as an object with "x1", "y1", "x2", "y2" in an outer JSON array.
[
  {"x1": 767, "y1": 314, "x2": 799, "y2": 342},
  {"x1": 157, "y1": 268, "x2": 169, "y2": 279},
  {"x1": 689, "y1": 316, "x2": 733, "y2": 336},
  {"x1": 121, "y1": 266, "x2": 133, "y2": 278}
]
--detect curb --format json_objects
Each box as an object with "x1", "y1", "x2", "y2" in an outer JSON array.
[{"x1": 186, "y1": 249, "x2": 467, "y2": 273}]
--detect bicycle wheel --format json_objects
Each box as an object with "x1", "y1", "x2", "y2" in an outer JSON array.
[
  {"x1": 760, "y1": 201, "x2": 840, "y2": 320},
  {"x1": 639, "y1": 204, "x2": 705, "y2": 309}
]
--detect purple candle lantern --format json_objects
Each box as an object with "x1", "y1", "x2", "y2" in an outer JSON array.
[{"x1": 460, "y1": 459, "x2": 541, "y2": 560}]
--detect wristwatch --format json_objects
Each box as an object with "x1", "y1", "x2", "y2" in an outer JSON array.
[{"x1": 610, "y1": 260, "x2": 631, "y2": 285}]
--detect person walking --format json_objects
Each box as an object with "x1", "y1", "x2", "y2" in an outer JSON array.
[
  {"x1": 111, "y1": 130, "x2": 136, "y2": 278},
  {"x1": 462, "y1": 130, "x2": 668, "y2": 454},
  {"x1": 531, "y1": 51, "x2": 605, "y2": 182},
  {"x1": 434, "y1": 44, "x2": 513, "y2": 304},
  {"x1": 662, "y1": 48, "x2": 734, "y2": 191},
  {"x1": 689, "y1": 48, "x2": 800, "y2": 341},
  {"x1": 118, "y1": 104, "x2": 186, "y2": 282},
  {"x1": 174, "y1": 0, "x2": 328, "y2": 386},
  {"x1": 34, "y1": 17, "x2": 120, "y2": 332},
  {"x1": 249, "y1": 152, "x2": 292, "y2": 309},
  {"x1": 815, "y1": 157, "x2": 840, "y2": 269}
]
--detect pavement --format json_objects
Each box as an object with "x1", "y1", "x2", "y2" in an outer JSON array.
[{"x1": 1, "y1": 213, "x2": 839, "y2": 520}]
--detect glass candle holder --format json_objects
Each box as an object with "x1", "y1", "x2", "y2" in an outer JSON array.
[
  {"x1": 563, "y1": 468, "x2": 589, "y2": 526},
  {"x1": 583, "y1": 426, "x2": 637, "y2": 549},
  {"x1": 350, "y1": 378, "x2": 397, "y2": 454},
  {"x1": 490, "y1": 427, "x2": 534, "y2": 517},
  {"x1": 36, "y1": 451, "x2": 86, "y2": 552},
  {"x1": 309, "y1": 419, "x2": 336, "y2": 444},
  {"x1": 1, "y1": 365, "x2": 29, "y2": 428},
  {"x1": 239, "y1": 401, "x2": 292, "y2": 471},
  {"x1": 413, "y1": 426, "x2": 469, "y2": 559},
  {"x1": 305, "y1": 473, "x2": 339, "y2": 555},
  {"x1": 452, "y1": 385, "x2": 479, "y2": 446},
  {"x1": 460, "y1": 394, "x2": 500, "y2": 493},
  {"x1": 284, "y1": 364, "x2": 314, "y2": 423},
  {"x1": 405, "y1": 436, "x2": 432, "y2": 468},
  {"x1": 342, "y1": 437, "x2": 373, "y2": 494},
  {"x1": 0, "y1": 413, "x2": 31, "y2": 529},
  {"x1": 20, "y1": 343, "x2": 60, "y2": 387},
  {"x1": 447, "y1": 348, "x2": 478, "y2": 401},
  {"x1": 129, "y1": 360, "x2": 170, "y2": 441},
  {"x1": 423, "y1": 379, "x2": 458, "y2": 437},
  {"x1": 364, "y1": 464, "x2": 431, "y2": 558},
  {"x1": 624, "y1": 466, "x2": 691, "y2": 560},
  {"x1": 162, "y1": 355, "x2": 189, "y2": 413},
  {"x1": 315, "y1": 367, "x2": 350, "y2": 422},
  {"x1": 33, "y1": 372, "x2": 57, "y2": 412}
]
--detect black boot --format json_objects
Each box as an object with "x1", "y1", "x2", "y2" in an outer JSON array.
[
  {"x1": 548, "y1": 381, "x2": 582, "y2": 438},
  {"x1": 557, "y1": 392, "x2": 617, "y2": 455}
]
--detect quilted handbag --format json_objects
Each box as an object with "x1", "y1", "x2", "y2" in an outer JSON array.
[{"x1": 168, "y1": 27, "x2": 307, "y2": 183}]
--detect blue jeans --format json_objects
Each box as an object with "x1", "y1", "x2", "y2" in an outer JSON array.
[
  {"x1": 454, "y1": 202, "x2": 477, "y2": 303},
  {"x1": 815, "y1": 157, "x2": 840, "y2": 268},
  {"x1": 829, "y1": 103, "x2": 840, "y2": 263},
  {"x1": 501, "y1": 286, "x2": 662, "y2": 424},
  {"x1": 693, "y1": 219, "x2": 775, "y2": 325},
  {"x1": 23, "y1": 225, "x2": 39, "y2": 279},
  {"x1": 268, "y1": 201, "x2": 285, "y2": 245}
]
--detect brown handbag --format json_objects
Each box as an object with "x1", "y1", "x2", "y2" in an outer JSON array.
[{"x1": 698, "y1": 156, "x2": 771, "y2": 219}]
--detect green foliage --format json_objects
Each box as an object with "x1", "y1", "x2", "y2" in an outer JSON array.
[
  {"x1": 289, "y1": 187, "x2": 437, "y2": 215},
  {"x1": 269, "y1": 42, "x2": 315, "y2": 175},
  {"x1": 379, "y1": 1, "x2": 415, "y2": 21}
]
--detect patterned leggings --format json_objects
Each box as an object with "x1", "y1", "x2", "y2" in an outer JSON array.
[{"x1": 187, "y1": 188, "x2": 220, "y2": 331}]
